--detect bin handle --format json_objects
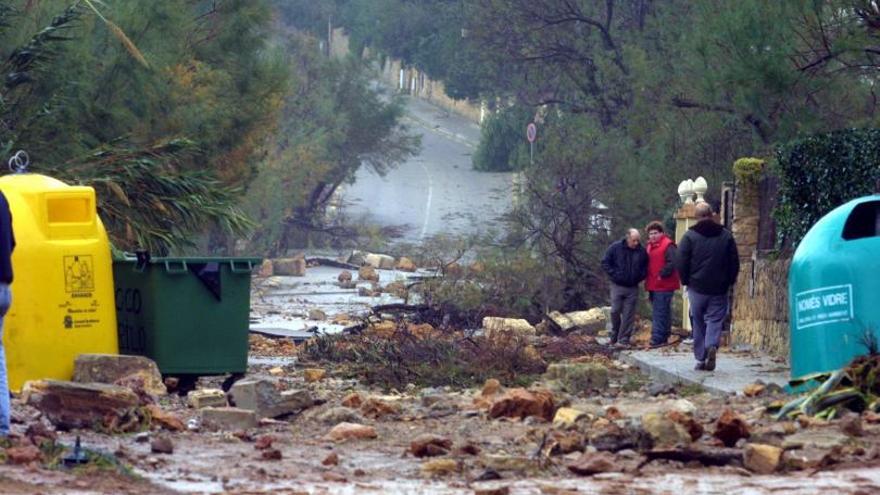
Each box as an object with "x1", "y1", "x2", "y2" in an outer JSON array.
[
  {"x1": 164, "y1": 260, "x2": 188, "y2": 274},
  {"x1": 230, "y1": 260, "x2": 254, "y2": 273}
]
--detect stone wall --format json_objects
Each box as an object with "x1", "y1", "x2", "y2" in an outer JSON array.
[{"x1": 731, "y1": 254, "x2": 791, "y2": 360}]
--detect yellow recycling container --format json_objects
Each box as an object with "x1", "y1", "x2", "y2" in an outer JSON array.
[{"x1": 0, "y1": 173, "x2": 118, "y2": 392}]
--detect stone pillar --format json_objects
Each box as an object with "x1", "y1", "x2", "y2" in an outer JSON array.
[
  {"x1": 675, "y1": 202, "x2": 697, "y2": 331},
  {"x1": 731, "y1": 177, "x2": 760, "y2": 263}
]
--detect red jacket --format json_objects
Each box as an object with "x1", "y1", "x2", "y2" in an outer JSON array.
[{"x1": 646, "y1": 234, "x2": 680, "y2": 292}]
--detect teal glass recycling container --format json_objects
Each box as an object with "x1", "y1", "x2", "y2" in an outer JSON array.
[
  {"x1": 113, "y1": 255, "x2": 261, "y2": 375},
  {"x1": 789, "y1": 194, "x2": 880, "y2": 378}
]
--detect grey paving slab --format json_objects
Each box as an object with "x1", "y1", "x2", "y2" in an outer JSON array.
[{"x1": 620, "y1": 347, "x2": 790, "y2": 396}]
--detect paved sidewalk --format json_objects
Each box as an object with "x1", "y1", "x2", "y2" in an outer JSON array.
[{"x1": 620, "y1": 346, "x2": 790, "y2": 396}]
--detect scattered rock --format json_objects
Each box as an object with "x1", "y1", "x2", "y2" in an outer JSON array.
[
  {"x1": 482, "y1": 317, "x2": 536, "y2": 339},
  {"x1": 544, "y1": 363, "x2": 609, "y2": 393},
  {"x1": 145, "y1": 404, "x2": 185, "y2": 432},
  {"x1": 488, "y1": 388, "x2": 555, "y2": 421},
  {"x1": 647, "y1": 382, "x2": 676, "y2": 397},
  {"x1": 743, "y1": 443, "x2": 782, "y2": 474},
  {"x1": 480, "y1": 455, "x2": 539, "y2": 473},
  {"x1": 150, "y1": 436, "x2": 174, "y2": 455},
  {"x1": 420, "y1": 458, "x2": 459, "y2": 476},
  {"x1": 666, "y1": 410, "x2": 704, "y2": 442},
  {"x1": 474, "y1": 487, "x2": 510, "y2": 495},
  {"x1": 839, "y1": 413, "x2": 863, "y2": 437},
  {"x1": 642, "y1": 412, "x2": 692, "y2": 447},
  {"x1": 72, "y1": 354, "x2": 167, "y2": 397},
  {"x1": 360, "y1": 398, "x2": 399, "y2": 419},
  {"x1": 365, "y1": 253, "x2": 395, "y2": 270},
  {"x1": 358, "y1": 265, "x2": 379, "y2": 282},
  {"x1": 200, "y1": 407, "x2": 259, "y2": 431},
  {"x1": 318, "y1": 407, "x2": 366, "y2": 425},
  {"x1": 396, "y1": 257, "x2": 417, "y2": 272},
  {"x1": 322, "y1": 471, "x2": 348, "y2": 482},
  {"x1": 383, "y1": 281, "x2": 408, "y2": 298},
  {"x1": 303, "y1": 369, "x2": 327, "y2": 383},
  {"x1": 6, "y1": 445, "x2": 42, "y2": 465},
  {"x1": 268, "y1": 367, "x2": 284, "y2": 376},
  {"x1": 254, "y1": 435, "x2": 274, "y2": 450},
  {"x1": 743, "y1": 383, "x2": 766, "y2": 397},
  {"x1": 261, "y1": 449, "x2": 283, "y2": 460},
  {"x1": 229, "y1": 378, "x2": 312, "y2": 418},
  {"x1": 325, "y1": 422, "x2": 378, "y2": 442},
  {"x1": 25, "y1": 423, "x2": 57, "y2": 446},
  {"x1": 481, "y1": 379, "x2": 502, "y2": 398},
  {"x1": 347, "y1": 250, "x2": 366, "y2": 266},
  {"x1": 308, "y1": 309, "x2": 327, "y2": 321},
  {"x1": 273, "y1": 257, "x2": 306, "y2": 276},
  {"x1": 567, "y1": 451, "x2": 619, "y2": 476},
  {"x1": 341, "y1": 393, "x2": 362, "y2": 408},
  {"x1": 552, "y1": 407, "x2": 588, "y2": 429},
  {"x1": 589, "y1": 423, "x2": 653, "y2": 452},
  {"x1": 784, "y1": 446, "x2": 830, "y2": 470},
  {"x1": 322, "y1": 452, "x2": 339, "y2": 466},
  {"x1": 546, "y1": 430, "x2": 586, "y2": 455},
  {"x1": 410, "y1": 434, "x2": 453, "y2": 457},
  {"x1": 22, "y1": 380, "x2": 140, "y2": 430},
  {"x1": 338, "y1": 270, "x2": 353, "y2": 284},
  {"x1": 714, "y1": 409, "x2": 751, "y2": 447}
]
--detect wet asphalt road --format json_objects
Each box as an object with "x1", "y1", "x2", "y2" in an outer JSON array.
[{"x1": 339, "y1": 96, "x2": 514, "y2": 243}]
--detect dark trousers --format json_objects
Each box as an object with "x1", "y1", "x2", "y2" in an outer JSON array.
[
  {"x1": 610, "y1": 283, "x2": 638, "y2": 344},
  {"x1": 689, "y1": 289, "x2": 728, "y2": 362},
  {"x1": 650, "y1": 290, "x2": 674, "y2": 345}
]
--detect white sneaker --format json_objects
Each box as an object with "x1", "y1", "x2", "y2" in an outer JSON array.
[{"x1": 682, "y1": 337, "x2": 694, "y2": 345}]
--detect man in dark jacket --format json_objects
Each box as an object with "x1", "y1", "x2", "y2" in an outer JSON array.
[
  {"x1": 601, "y1": 228, "x2": 648, "y2": 347},
  {"x1": 677, "y1": 202, "x2": 739, "y2": 371},
  {"x1": 0, "y1": 190, "x2": 14, "y2": 437}
]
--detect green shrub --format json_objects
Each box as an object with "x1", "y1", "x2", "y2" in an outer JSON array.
[
  {"x1": 774, "y1": 128, "x2": 880, "y2": 246},
  {"x1": 733, "y1": 157, "x2": 765, "y2": 184},
  {"x1": 473, "y1": 104, "x2": 533, "y2": 171}
]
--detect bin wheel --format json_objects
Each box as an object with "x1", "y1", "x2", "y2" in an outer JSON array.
[
  {"x1": 167, "y1": 374, "x2": 199, "y2": 396},
  {"x1": 221, "y1": 372, "x2": 245, "y2": 392}
]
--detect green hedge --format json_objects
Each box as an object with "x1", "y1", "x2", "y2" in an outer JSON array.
[
  {"x1": 473, "y1": 104, "x2": 532, "y2": 172},
  {"x1": 775, "y1": 128, "x2": 880, "y2": 246}
]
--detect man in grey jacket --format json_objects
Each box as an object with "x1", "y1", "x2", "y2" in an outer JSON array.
[{"x1": 677, "y1": 202, "x2": 739, "y2": 371}]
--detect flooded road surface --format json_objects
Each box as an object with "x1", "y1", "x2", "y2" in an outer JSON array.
[{"x1": 340, "y1": 97, "x2": 514, "y2": 243}]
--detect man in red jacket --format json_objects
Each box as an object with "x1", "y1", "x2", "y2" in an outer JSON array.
[{"x1": 645, "y1": 221, "x2": 680, "y2": 347}]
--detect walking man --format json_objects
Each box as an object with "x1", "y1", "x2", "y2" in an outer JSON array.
[
  {"x1": 645, "y1": 221, "x2": 680, "y2": 346},
  {"x1": 0, "y1": 190, "x2": 14, "y2": 437},
  {"x1": 601, "y1": 228, "x2": 648, "y2": 347},
  {"x1": 677, "y1": 202, "x2": 739, "y2": 371}
]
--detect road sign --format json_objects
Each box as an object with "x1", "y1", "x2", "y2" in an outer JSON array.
[{"x1": 526, "y1": 122, "x2": 537, "y2": 143}]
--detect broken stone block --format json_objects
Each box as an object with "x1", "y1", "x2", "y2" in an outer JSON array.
[
  {"x1": 347, "y1": 250, "x2": 366, "y2": 266},
  {"x1": 642, "y1": 412, "x2": 692, "y2": 447},
  {"x1": 151, "y1": 436, "x2": 174, "y2": 455},
  {"x1": 743, "y1": 383, "x2": 766, "y2": 397},
  {"x1": 396, "y1": 257, "x2": 417, "y2": 272},
  {"x1": 338, "y1": 270, "x2": 353, "y2": 283},
  {"x1": 543, "y1": 363, "x2": 609, "y2": 393},
  {"x1": 548, "y1": 308, "x2": 606, "y2": 334},
  {"x1": 341, "y1": 392, "x2": 362, "y2": 408},
  {"x1": 187, "y1": 388, "x2": 228, "y2": 409},
  {"x1": 360, "y1": 398, "x2": 399, "y2": 419},
  {"x1": 201, "y1": 407, "x2": 258, "y2": 431},
  {"x1": 410, "y1": 434, "x2": 453, "y2": 457},
  {"x1": 481, "y1": 378, "x2": 502, "y2": 398},
  {"x1": 714, "y1": 409, "x2": 751, "y2": 447},
  {"x1": 589, "y1": 422, "x2": 653, "y2": 452},
  {"x1": 22, "y1": 380, "x2": 139, "y2": 430},
  {"x1": 73, "y1": 354, "x2": 166, "y2": 396},
  {"x1": 325, "y1": 422, "x2": 377, "y2": 442},
  {"x1": 784, "y1": 446, "x2": 829, "y2": 470},
  {"x1": 229, "y1": 378, "x2": 313, "y2": 418},
  {"x1": 488, "y1": 388, "x2": 555, "y2": 421},
  {"x1": 482, "y1": 317, "x2": 536, "y2": 339},
  {"x1": 744, "y1": 443, "x2": 783, "y2": 474},
  {"x1": 480, "y1": 454, "x2": 540, "y2": 473},
  {"x1": 567, "y1": 451, "x2": 619, "y2": 476},
  {"x1": 666, "y1": 410, "x2": 704, "y2": 442},
  {"x1": 383, "y1": 281, "x2": 408, "y2": 298},
  {"x1": 552, "y1": 407, "x2": 588, "y2": 429},
  {"x1": 303, "y1": 369, "x2": 327, "y2": 383},
  {"x1": 781, "y1": 430, "x2": 850, "y2": 450},
  {"x1": 365, "y1": 253, "x2": 395, "y2": 270},
  {"x1": 273, "y1": 257, "x2": 306, "y2": 276},
  {"x1": 358, "y1": 265, "x2": 379, "y2": 282}
]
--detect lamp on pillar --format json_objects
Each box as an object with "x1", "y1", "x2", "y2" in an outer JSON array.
[
  {"x1": 678, "y1": 179, "x2": 695, "y2": 204},
  {"x1": 693, "y1": 176, "x2": 708, "y2": 202}
]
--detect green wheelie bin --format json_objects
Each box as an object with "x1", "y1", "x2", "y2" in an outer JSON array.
[
  {"x1": 789, "y1": 194, "x2": 880, "y2": 379},
  {"x1": 113, "y1": 255, "x2": 261, "y2": 378}
]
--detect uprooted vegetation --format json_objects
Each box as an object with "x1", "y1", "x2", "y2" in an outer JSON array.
[{"x1": 300, "y1": 319, "x2": 612, "y2": 389}]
